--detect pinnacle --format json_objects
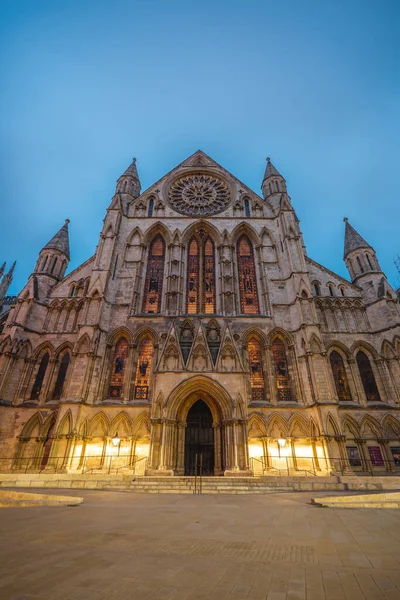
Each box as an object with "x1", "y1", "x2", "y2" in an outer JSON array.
[
  {"x1": 42, "y1": 220, "x2": 70, "y2": 260},
  {"x1": 263, "y1": 157, "x2": 284, "y2": 182},
  {"x1": 344, "y1": 219, "x2": 372, "y2": 257},
  {"x1": 120, "y1": 157, "x2": 140, "y2": 181}
]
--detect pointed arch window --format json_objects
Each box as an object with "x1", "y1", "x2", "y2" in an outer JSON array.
[
  {"x1": 187, "y1": 237, "x2": 199, "y2": 314},
  {"x1": 356, "y1": 256, "x2": 364, "y2": 273},
  {"x1": 148, "y1": 198, "x2": 154, "y2": 217},
  {"x1": 134, "y1": 338, "x2": 153, "y2": 399},
  {"x1": 272, "y1": 338, "x2": 292, "y2": 401},
  {"x1": 330, "y1": 351, "x2": 352, "y2": 401},
  {"x1": 237, "y1": 235, "x2": 260, "y2": 314},
  {"x1": 248, "y1": 337, "x2": 265, "y2": 402},
  {"x1": 313, "y1": 282, "x2": 321, "y2": 296},
  {"x1": 366, "y1": 254, "x2": 373, "y2": 270},
  {"x1": 142, "y1": 234, "x2": 166, "y2": 314},
  {"x1": 356, "y1": 351, "x2": 381, "y2": 401},
  {"x1": 52, "y1": 353, "x2": 70, "y2": 400},
  {"x1": 108, "y1": 338, "x2": 129, "y2": 399},
  {"x1": 186, "y1": 232, "x2": 215, "y2": 314},
  {"x1": 50, "y1": 256, "x2": 58, "y2": 274},
  {"x1": 30, "y1": 352, "x2": 50, "y2": 400},
  {"x1": 244, "y1": 198, "x2": 251, "y2": 218}
]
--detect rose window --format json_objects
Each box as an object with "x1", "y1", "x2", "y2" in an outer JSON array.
[{"x1": 168, "y1": 174, "x2": 230, "y2": 216}]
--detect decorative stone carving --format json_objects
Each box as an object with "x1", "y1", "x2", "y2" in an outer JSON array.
[{"x1": 168, "y1": 173, "x2": 230, "y2": 216}]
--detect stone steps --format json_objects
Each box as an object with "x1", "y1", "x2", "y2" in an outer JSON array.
[{"x1": 103, "y1": 476, "x2": 294, "y2": 494}]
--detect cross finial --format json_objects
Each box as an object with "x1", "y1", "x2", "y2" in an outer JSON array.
[{"x1": 343, "y1": 217, "x2": 348, "y2": 222}]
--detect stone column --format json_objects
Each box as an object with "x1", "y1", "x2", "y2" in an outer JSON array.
[
  {"x1": 175, "y1": 422, "x2": 186, "y2": 474},
  {"x1": 333, "y1": 434, "x2": 353, "y2": 473},
  {"x1": 354, "y1": 438, "x2": 371, "y2": 473},
  {"x1": 310, "y1": 438, "x2": 321, "y2": 472}
]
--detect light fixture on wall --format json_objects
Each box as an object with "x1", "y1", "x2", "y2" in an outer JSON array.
[
  {"x1": 112, "y1": 432, "x2": 121, "y2": 448},
  {"x1": 277, "y1": 437, "x2": 286, "y2": 458}
]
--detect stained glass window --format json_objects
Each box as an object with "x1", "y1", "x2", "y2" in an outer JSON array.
[
  {"x1": 356, "y1": 351, "x2": 381, "y2": 401},
  {"x1": 330, "y1": 351, "x2": 352, "y2": 401},
  {"x1": 248, "y1": 338, "x2": 265, "y2": 402},
  {"x1": 134, "y1": 338, "x2": 153, "y2": 399},
  {"x1": 203, "y1": 237, "x2": 215, "y2": 314},
  {"x1": 237, "y1": 235, "x2": 260, "y2": 314},
  {"x1": 187, "y1": 238, "x2": 199, "y2": 314},
  {"x1": 30, "y1": 352, "x2": 50, "y2": 400},
  {"x1": 272, "y1": 338, "x2": 292, "y2": 402},
  {"x1": 142, "y1": 235, "x2": 165, "y2": 313},
  {"x1": 53, "y1": 353, "x2": 70, "y2": 400},
  {"x1": 186, "y1": 232, "x2": 215, "y2": 314},
  {"x1": 108, "y1": 338, "x2": 129, "y2": 399}
]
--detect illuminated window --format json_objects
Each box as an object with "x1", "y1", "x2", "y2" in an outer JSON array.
[
  {"x1": 237, "y1": 235, "x2": 259, "y2": 314},
  {"x1": 186, "y1": 232, "x2": 215, "y2": 314},
  {"x1": 108, "y1": 338, "x2": 129, "y2": 399},
  {"x1": 134, "y1": 338, "x2": 153, "y2": 399},
  {"x1": 203, "y1": 237, "x2": 215, "y2": 314},
  {"x1": 330, "y1": 351, "x2": 352, "y2": 401},
  {"x1": 142, "y1": 235, "x2": 166, "y2": 313},
  {"x1": 272, "y1": 338, "x2": 292, "y2": 401},
  {"x1": 30, "y1": 352, "x2": 50, "y2": 400},
  {"x1": 52, "y1": 353, "x2": 70, "y2": 400},
  {"x1": 356, "y1": 351, "x2": 380, "y2": 401},
  {"x1": 248, "y1": 337, "x2": 265, "y2": 402},
  {"x1": 187, "y1": 237, "x2": 199, "y2": 314}
]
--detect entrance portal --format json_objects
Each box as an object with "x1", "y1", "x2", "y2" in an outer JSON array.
[{"x1": 184, "y1": 400, "x2": 215, "y2": 475}]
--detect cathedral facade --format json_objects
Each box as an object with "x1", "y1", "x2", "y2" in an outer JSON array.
[{"x1": 0, "y1": 151, "x2": 399, "y2": 477}]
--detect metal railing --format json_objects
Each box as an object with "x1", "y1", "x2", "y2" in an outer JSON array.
[
  {"x1": 0, "y1": 454, "x2": 399, "y2": 478},
  {"x1": 0, "y1": 453, "x2": 142, "y2": 475},
  {"x1": 249, "y1": 455, "x2": 400, "y2": 477}
]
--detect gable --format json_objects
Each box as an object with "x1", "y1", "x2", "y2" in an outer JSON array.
[{"x1": 128, "y1": 150, "x2": 267, "y2": 219}]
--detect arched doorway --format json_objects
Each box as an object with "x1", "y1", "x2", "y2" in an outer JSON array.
[{"x1": 184, "y1": 400, "x2": 215, "y2": 475}]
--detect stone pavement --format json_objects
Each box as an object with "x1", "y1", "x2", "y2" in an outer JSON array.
[{"x1": 1, "y1": 489, "x2": 400, "y2": 600}]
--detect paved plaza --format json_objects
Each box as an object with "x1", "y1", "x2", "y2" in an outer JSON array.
[{"x1": 1, "y1": 489, "x2": 400, "y2": 600}]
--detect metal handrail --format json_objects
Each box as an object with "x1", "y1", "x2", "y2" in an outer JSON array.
[{"x1": 2, "y1": 453, "x2": 399, "y2": 477}]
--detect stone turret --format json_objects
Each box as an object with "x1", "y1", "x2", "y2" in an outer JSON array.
[
  {"x1": 343, "y1": 218, "x2": 395, "y2": 304},
  {"x1": 116, "y1": 157, "x2": 141, "y2": 198},
  {"x1": 34, "y1": 219, "x2": 70, "y2": 282},
  {"x1": 261, "y1": 157, "x2": 287, "y2": 201}
]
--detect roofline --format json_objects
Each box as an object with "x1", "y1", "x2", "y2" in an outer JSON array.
[{"x1": 306, "y1": 256, "x2": 361, "y2": 290}]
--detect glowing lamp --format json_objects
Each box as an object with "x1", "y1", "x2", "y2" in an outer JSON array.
[
  {"x1": 112, "y1": 432, "x2": 120, "y2": 447},
  {"x1": 277, "y1": 438, "x2": 286, "y2": 448}
]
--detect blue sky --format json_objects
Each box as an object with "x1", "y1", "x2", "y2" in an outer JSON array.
[{"x1": 1, "y1": 0, "x2": 399, "y2": 294}]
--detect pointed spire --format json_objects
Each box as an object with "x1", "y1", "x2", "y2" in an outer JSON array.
[
  {"x1": 263, "y1": 157, "x2": 284, "y2": 182},
  {"x1": 43, "y1": 219, "x2": 70, "y2": 260},
  {"x1": 122, "y1": 157, "x2": 139, "y2": 179},
  {"x1": 0, "y1": 262, "x2": 5, "y2": 278},
  {"x1": 343, "y1": 218, "x2": 372, "y2": 257},
  {"x1": 0, "y1": 261, "x2": 15, "y2": 301},
  {"x1": 6, "y1": 261, "x2": 16, "y2": 279},
  {"x1": 117, "y1": 157, "x2": 141, "y2": 197}
]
